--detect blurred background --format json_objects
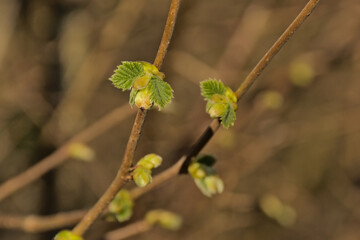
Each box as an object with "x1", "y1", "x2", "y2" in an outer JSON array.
[{"x1": 0, "y1": 0, "x2": 360, "y2": 239}]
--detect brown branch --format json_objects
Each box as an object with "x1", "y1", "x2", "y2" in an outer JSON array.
[
  {"x1": 0, "y1": 210, "x2": 87, "y2": 233},
  {"x1": 72, "y1": 109, "x2": 147, "y2": 236},
  {"x1": 180, "y1": 0, "x2": 320, "y2": 173},
  {"x1": 153, "y1": 0, "x2": 181, "y2": 69},
  {"x1": 235, "y1": 0, "x2": 320, "y2": 100},
  {"x1": 71, "y1": 0, "x2": 181, "y2": 236},
  {"x1": 0, "y1": 104, "x2": 133, "y2": 202},
  {"x1": 104, "y1": 220, "x2": 152, "y2": 240}
]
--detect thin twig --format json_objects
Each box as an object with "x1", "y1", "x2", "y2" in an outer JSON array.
[
  {"x1": 71, "y1": 0, "x2": 181, "y2": 236},
  {"x1": 0, "y1": 210, "x2": 87, "y2": 233},
  {"x1": 72, "y1": 109, "x2": 147, "y2": 236},
  {"x1": 0, "y1": 104, "x2": 133, "y2": 202},
  {"x1": 181, "y1": 0, "x2": 320, "y2": 173},
  {"x1": 235, "y1": 0, "x2": 320, "y2": 100},
  {"x1": 153, "y1": 0, "x2": 181, "y2": 69},
  {"x1": 105, "y1": 220, "x2": 152, "y2": 240}
]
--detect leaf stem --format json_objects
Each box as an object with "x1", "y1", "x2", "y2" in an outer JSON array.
[{"x1": 71, "y1": 0, "x2": 181, "y2": 236}]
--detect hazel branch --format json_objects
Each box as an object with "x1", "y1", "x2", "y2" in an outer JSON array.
[{"x1": 71, "y1": 0, "x2": 181, "y2": 236}]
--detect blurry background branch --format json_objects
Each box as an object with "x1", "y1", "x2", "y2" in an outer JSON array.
[{"x1": 0, "y1": 104, "x2": 134, "y2": 202}]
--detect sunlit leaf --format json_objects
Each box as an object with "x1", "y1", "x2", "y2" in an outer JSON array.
[
  {"x1": 200, "y1": 79, "x2": 226, "y2": 99},
  {"x1": 147, "y1": 75, "x2": 173, "y2": 110},
  {"x1": 109, "y1": 61, "x2": 144, "y2": 90},
  {"x1": 220, "y1": 104, "x2": 236, "y2": 128}
]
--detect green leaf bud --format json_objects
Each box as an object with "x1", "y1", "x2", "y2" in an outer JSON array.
[
  {"x1": 259, "y1": 194, "x2": 297, "y2": 227},
  {"x1": 225, "y1": 87, "x2": 238, "y2": 110},
  {"x1": 193, "y1": 175, "x2": 224, "y2": 197},
  {"x1": 54, "y1": 230, "x2": 83, "y2": 240},
  {"x1": 109, "y1": 61, "x2": 171, "y2": 110},
  {"x1": 132, "y1": 73, "x2": 151, "y2": 90},
  {"x1": 225, "y1": 87, "x2": 237, "y2": 103},
  {"x1": 204, "y1": 175, "x2": 224, "y2": 195},
  {"x1": 133, "y1": 166, "x2": 152, "y2": 187},
  {"x1": 210, "y1": 93, "x2": 226, "y2": 103},
  {"x1": 260, "y1": 90, "x2": 284, "y2": 110},
  {"x1": 68, "y1": 142, "x2": 95, "y2": 162},
  {"x1": 135, "y1": 88, "x2": 153, "y2": 109},
  {"x1": 137, "y1": 153, "x2": 163, "y2": 170},
  {"x1": 140, "y1": 61, "x2": 165, "y2": 80},
  {"x1": 188, "y1": 162, "x2": 206, "y2": 179},
  {"x1": 208, "y1": 103, "x2": 228, "y2": 118},
  {"x1": 289, "y1": 60, "x2": 314, "y2": 87},
  {"x1": 145, "y1": 210, "x2": 182, "y2": 231},
  {"x1": 200, "y1": 78, "x2": 237, "y2": 128},
  {"x1": 107, "y1": 190, "x2": 134, "y2": 222}
]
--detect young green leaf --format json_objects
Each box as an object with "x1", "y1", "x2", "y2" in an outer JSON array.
[
  {"x1": 137, "y1": 153, "x2": 163, "y2": 169},
  {"x1": 135, "y1": 88, "x2": 153, "y2": 109},
  {"x1": 133, "y1": 166, "x2": 152, "y2": 187},
  {"x1": 147, "y1": 75, "x2": 173, "y2": 109},
  {"x1": 194, "y1": 175, "x2": 224, "y2": 197},
  {"x1": 220, "y1": 104, "x2": 236, "y2": 128},
  {"x1": 129, "y1": 88, "x2": 138, "y2": 106},
  {"x1": 145, "y1": 210, "x2": 182, "y2": 231},
  {"x1": 109, "y1": 61, "x2": 144, "y2": 91},
  {"x1": 196, "y1": 155, "x2": 216, "y2": 167},
  {"x1": 200, "y1": 78, "x2": 237, "y2": 128},
  {"x1": 107, "y1": 190, "x2": 134, "y2": 222},
  {"x1": 200, "y1": 79, "x2": 226, "y2": 99}
]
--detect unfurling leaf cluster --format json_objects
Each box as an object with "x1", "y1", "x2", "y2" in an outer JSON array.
[
  {"x1": 109, "y1": 61, "x2": 173, "y2": 110},
  {"x1": 145, "y1": 209, "x2": 182, "y2": 231},
  {"x1": 132, "y1": 154, "x2": 163, "y2": 187},
  {"x1": 188, "y1": 155, "x2": 224, "y2": 197},
  {"x1": 106, "y1": 190, "x2": 134, "y2": 222},
  {"x1": 200, "y1": 78, "x2": 237, "y2": 128}
]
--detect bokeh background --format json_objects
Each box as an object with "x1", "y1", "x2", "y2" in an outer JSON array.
[{"x1": 1, "y1": 0, "x2": 360, "y2": 239}]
